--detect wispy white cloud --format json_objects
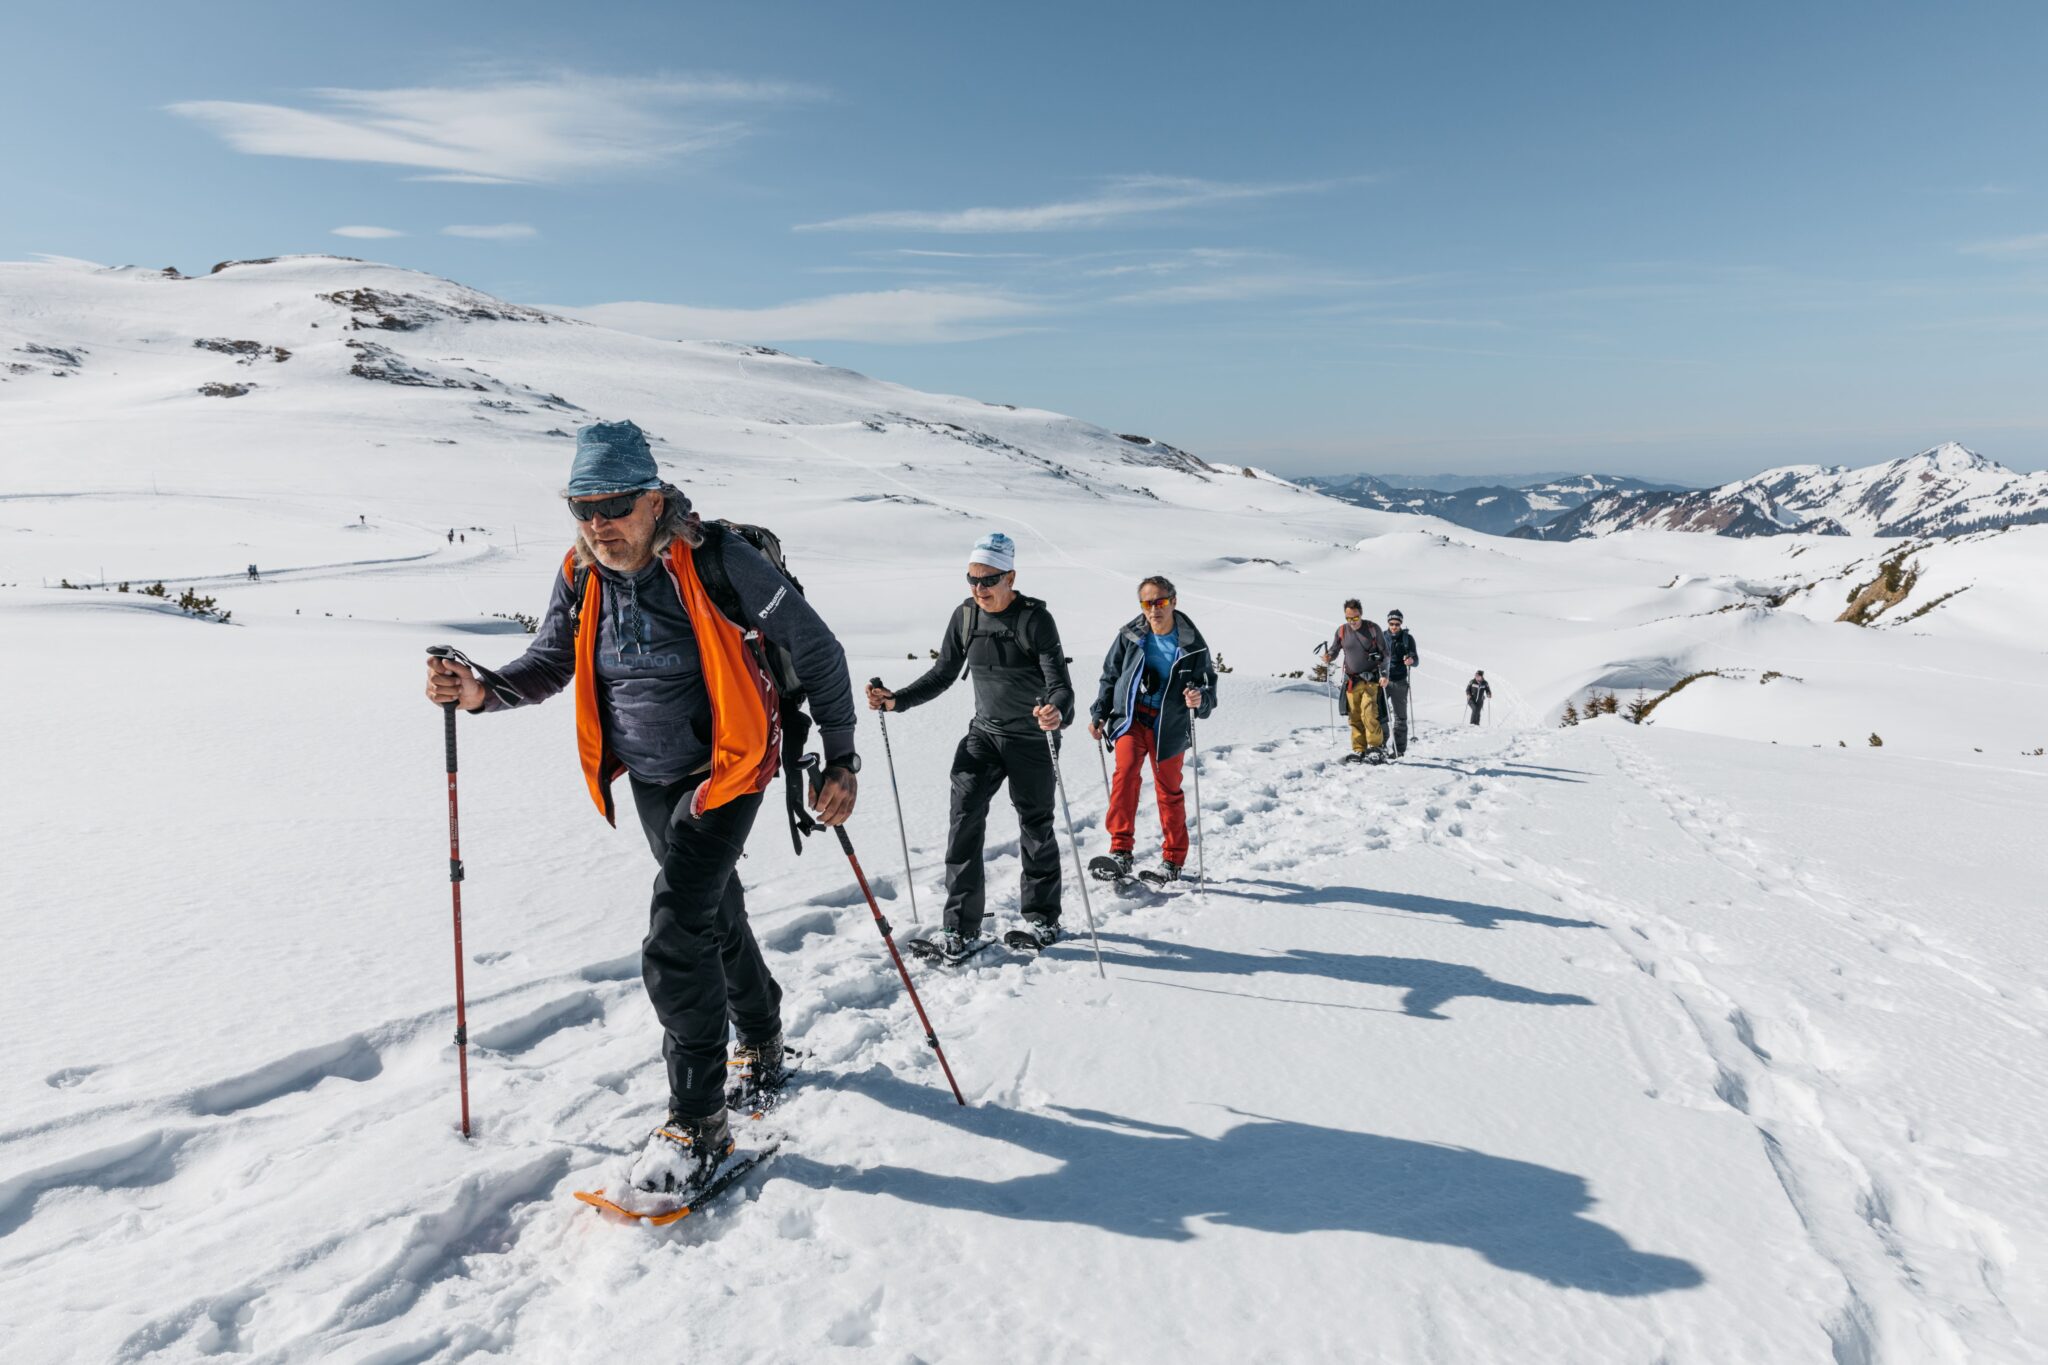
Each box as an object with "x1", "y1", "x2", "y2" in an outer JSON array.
[
  {"x1": 1110, "y1": 272, "x2": 1365, "y2": 305},
  {"x1": 331, "y1": 225, "x2": 405, "y2": 239},
  {"x1": 442, "y1": 223, "x2": 538, "y2": 240},
  {"x1": 798, "y1": 175, "x2": 1351, "y2": 233},
  {"x1": 557, "y1": 289, "x2": 1047, "y2": 344},
  {"x1": 880, "y1": 249, "x2": 1047, "y2": 260},
  {"x1": 1961, "y1": 231, "x2": 2048, "y2": 257},
  {"x1": 169, "y1": 72, "x2": 810, "y2": 184}
]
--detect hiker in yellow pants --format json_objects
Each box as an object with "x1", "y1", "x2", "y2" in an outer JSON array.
[{"x1": 1322, "y1": 598, "x2": 1389, "y2": 765}]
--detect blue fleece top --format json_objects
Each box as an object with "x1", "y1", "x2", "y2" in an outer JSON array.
[{"x1": 1140, "y1": 627, "x2": 1179, "y2": 708}]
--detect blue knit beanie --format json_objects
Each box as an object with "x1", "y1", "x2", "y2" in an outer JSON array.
[{"x1": 561, "y1": 420, "x2": 661, "y2": 497}]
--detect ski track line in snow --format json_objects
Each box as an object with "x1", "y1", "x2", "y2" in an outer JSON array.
[{"x1": 1419, "y1": 727, "x2": 2027, "y2": 1365}]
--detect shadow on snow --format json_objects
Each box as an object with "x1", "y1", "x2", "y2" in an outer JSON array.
[
  {"x1": 786, "y1": 1071, "x2": 1704, "y2": 1298},
  {"x1": 1087, "y1": 931, "x2": 1594, "y2": 1020},
  {"x1": 1218, "y1": 879, "x2": 1600, "y2": 934}
]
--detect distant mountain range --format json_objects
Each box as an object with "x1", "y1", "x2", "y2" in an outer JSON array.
[
  {"x1": 1300, "y1": 445, "x2": 2048, "y2": 541},
  {"x1": 1297, "y1": 472, "x2": 1687, "y2": 536},
  {"x1": 1513, "y1": 443, "x2": 2048, "y2": 541}
]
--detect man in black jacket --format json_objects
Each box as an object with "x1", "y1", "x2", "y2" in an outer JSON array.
[
  {"x1": 1383, "y1": 609, "x2": 1420, "y2": 758},
  {"x1": 1088, "y1": 575, "x2": 1217, "y2": 881},
  {"x1": 867, "y1": 532, "x2": 1075, "y2": 960},
  {"x1": 1467, "y1": 671, "x2": 1492, "y2": 725}
]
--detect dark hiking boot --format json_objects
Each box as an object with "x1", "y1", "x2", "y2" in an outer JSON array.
[
  {"x1": 938, "y1": 930, "x2": 978, "y2": 964},
  {"x1": 1106, "y1": 850, "x2": 1135, "y2": 878},
  {"x1": 629, "y1": 1107, "x2": 734, "y2": 1196},
  {"x1": 1341, "y1": 752, "x2": 1365, "y2": 765},
  {"x1": 730, "y1": 1031, "x2": 788, "y2": 1098},
  {"x1": 1365, "y1": 747, "x2": 1387, "y2": 765},
  {"x1": 1150, "y1": 860, "x2": 1183, "y2": 883}
]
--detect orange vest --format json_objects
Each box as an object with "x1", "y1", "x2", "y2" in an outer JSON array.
[{"x1": 563, "y1": 542, "x2": 782, "y2": 825}]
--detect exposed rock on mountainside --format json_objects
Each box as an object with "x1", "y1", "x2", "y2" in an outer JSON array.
[{"x1": 319, "y1": 287, "x2": 558, "y2": 332}]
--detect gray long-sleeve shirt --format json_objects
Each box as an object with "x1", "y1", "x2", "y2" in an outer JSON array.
[
  {"x1": 890, "y1": 595, "x2": 1074, "y2": 737},
  {"x1": 480, "y1": 535, "x2": 856, "y2": 783}
]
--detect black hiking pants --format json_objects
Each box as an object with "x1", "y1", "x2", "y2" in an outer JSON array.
[
  {"x1": 944, "y1": 725, "x2": 1062, "y2": 937},
  {"x1": 630, "y1": 776, "x2": 780, "y2": 1119},
  {"x1": 1385, "y1": 679, "x2": 1411, "y2": 754}
]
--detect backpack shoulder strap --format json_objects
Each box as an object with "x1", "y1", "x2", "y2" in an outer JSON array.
[{"x1": 691, "y1": 523, "x2": 746, "y2": 627}]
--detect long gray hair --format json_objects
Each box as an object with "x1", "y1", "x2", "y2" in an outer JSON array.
[{"x1": 571, "y1": 483, "x2": 701, "y2": 569}]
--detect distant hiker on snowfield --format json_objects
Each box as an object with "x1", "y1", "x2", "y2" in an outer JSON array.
[
  {"x1": 867, "y1": 532, "x2": 1075, "y2": 962},
  {"x1": 1467, "y1": 671, "x2": 1492, "y2": 725},
  {"x1": 447, "y1": 528, "x2": 454, "y2": 543},
  {"x1": 422, "y1": 419, "x2": 859, "y2": 1203},
  {"x1": 247, "y1": 563, "x2": 258, "y2": 581},
  {"x1": 1089, "y1": 575, "x2": 1216, "y2": 883},
  {"x1": 1383, "y1": 609, "x2": 1420, "y2": 757},
  {"x1": 1322, "y1": 599, "x2": 1388, "y2": 764}
]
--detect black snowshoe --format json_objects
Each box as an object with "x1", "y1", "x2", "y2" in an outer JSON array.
[
  {"x1": 1003, "y1": 918, "x2": 1062, "y2": 953},
  {"x1": 906, "y1": 930, "x2": 997, "y2": 966}
]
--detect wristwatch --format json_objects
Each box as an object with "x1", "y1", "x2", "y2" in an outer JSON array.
[{"x1": 828, "y1": 754, "x2": 862, "y2": 774}]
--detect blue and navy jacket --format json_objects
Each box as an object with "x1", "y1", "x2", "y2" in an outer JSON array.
[{"x1": 1089, "y1": 612, "x2": 1217, "y2": 762}]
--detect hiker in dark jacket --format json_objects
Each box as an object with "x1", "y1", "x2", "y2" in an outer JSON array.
[
  {"x1": 1322, "y1": 599, "x2": 1388, "y2": 763},
  {"x1": 1467, "y1": 671, "x2": 1492, "y2": 725},
  {"x1": 423, "y1": 420, "x2": 858, "y2": 1200},
  {"x1": 867, "y1": 531, "x2": 1075, "y2": 959},
  {"x1": 1089, "y1": 575, "x2": 1217, "y2": 881},
  {"x1": 1383, "y1": 609, "x2": 1420, "y2": 757}
]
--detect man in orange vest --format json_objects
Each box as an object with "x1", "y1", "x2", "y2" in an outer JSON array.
[{"x1": 425, "y1": 420, "x2": 858, "y2": 1201}]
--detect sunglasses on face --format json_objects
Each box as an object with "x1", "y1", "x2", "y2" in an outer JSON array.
[
  {"x1": 567, "y1": 491, "x2": 645, "y2": 522},
  {"x1": 1140, "y1": 597, "x2": 1174, "y2": 609},
  {"x1": 966, "y1": 570, "x2": 1008, "y2": 589}
]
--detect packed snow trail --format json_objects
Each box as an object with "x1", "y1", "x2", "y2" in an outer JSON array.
[{"x1": 6, "y1": 716, "x2": 2039, "y2": 1363}]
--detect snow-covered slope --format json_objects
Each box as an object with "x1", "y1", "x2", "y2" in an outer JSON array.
[
  {"x1": 4, "y1": 256, "x2": 2046, "y2": 1365},
  {"x1": 1530, "y1": 443, "x2": 2048, "y2": 541}
]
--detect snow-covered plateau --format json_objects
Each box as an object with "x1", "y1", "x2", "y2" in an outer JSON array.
[{"x1": 2, "y1": 255, "x2": 2044, "y2": 1364}]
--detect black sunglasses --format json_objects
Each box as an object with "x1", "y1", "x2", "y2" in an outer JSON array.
[
  {"x1": 567, "y1": 491, "x2": 645, "y2": 522},
  {"x1": 966, "y1": 570, "x2": 1009, "y2": 589}
]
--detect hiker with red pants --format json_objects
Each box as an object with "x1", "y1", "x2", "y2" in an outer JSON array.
[{"x1": 1088, "y1": 575, "x2": 1217, "y2": 883}]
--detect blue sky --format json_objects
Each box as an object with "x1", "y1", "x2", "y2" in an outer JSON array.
[{"x1": 5, "y1": 0, "x2": 2046, "y2": 480}]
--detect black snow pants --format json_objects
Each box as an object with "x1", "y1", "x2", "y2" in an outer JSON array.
[
  {"x1": 943, "y1": 724, "x2": 1062, "y2": 937},
  {"x1": 630, "y1": 776, "x2": 780, "y2": 1119},
  {"x1": 1385, "y1": 679, "x2": 1411, "y2": 755}
]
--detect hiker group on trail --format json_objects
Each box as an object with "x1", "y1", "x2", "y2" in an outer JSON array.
[{"x1": 418, "y1": 417, "x2": 1491, "y2": 1217}]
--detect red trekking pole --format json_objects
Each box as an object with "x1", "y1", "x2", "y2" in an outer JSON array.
[
  {"x1": 806, "y1": 758, "x2": 966, "y2": 1106},
  {"x1": 427, "y1": 646, "x2": 474, "y2": 1138}
]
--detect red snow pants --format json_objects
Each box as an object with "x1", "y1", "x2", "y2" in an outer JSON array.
[{"x1": 1106, "y1": 717, "x2": 1188, "y2": 863}]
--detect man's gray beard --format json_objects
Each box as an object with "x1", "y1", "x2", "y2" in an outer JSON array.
[{"x1": 581, "y1": 526, "x2": 657, "y2": 573}]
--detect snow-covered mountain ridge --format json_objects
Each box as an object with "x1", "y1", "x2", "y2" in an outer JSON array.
[
  {"x1": 1300, "y1": 472, "x2": 1682, "y2": 535},
  {"x1": 1523, "y1": 442, "x2": 2048, "y2": 540}
]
